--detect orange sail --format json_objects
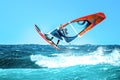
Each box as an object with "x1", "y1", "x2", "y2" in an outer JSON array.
[{"x1": 70, "y1": 12, "x2": 106, "y2": 36}]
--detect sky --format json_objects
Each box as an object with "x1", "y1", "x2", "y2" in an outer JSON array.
[{"x1": 0, "y1": 0, "x2": 120, "y2": 45}]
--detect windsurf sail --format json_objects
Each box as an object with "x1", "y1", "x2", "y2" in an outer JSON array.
[
  {"x1": 70, "y1": 12, "x2": 106, "y2": 36},
  {"x1": 58, "y1": 12, "x2": 106, "y2": 37}
]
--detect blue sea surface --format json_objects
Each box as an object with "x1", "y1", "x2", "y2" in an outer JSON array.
[{"x1": 0, "y1": 44, "x2": 120, "y2": 80}]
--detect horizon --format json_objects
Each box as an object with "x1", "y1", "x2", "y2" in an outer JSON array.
[{"x1": 0, "y1": 44, "x2": 120, "y2": 46}]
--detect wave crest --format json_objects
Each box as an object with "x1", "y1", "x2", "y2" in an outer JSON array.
[{"x1": 30, "y1": 47, "x2": 120, "y2": 68}]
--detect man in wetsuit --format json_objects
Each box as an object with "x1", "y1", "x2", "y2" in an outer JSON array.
[
  {"x1": 44, "y1": 28, "x2": 68, "y2": 46},
  {"x1": 44, "y1": 22, "x2": 71, "y2": 46}
]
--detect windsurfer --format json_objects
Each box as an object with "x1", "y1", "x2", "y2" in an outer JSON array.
[
  {"x1": 44, "y1": 22, "x2": 70, "y2": 46},
  {"x1": 44, "y1": 28, "x2": 68, "y2": 46}
]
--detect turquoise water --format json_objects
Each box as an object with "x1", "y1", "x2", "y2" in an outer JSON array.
[{"x1": 0, "y1": 45, "x2": 120, "y2": 80}]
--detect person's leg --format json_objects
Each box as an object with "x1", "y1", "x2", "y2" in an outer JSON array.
[
  {"x1": 50, "y1": 37, "x2": 54, "y2": 41},
  {"x1": 44, "y1": 34, "x2": 54, "y2": 41},
  {"x1": 56, "y1": 40, "x2": 60, "y2": 46}
]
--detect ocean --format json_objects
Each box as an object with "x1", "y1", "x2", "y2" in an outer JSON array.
[{"x1": 0, "y1": 44, "x2": 120, "y2": 80}]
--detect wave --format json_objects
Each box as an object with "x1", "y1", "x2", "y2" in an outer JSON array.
[
  {"x1": 0, "y1": 45, "x2": 120, "y2": 68},
  {"x1": 30, "y1": 47, "x2": 120, "y2": 68}
]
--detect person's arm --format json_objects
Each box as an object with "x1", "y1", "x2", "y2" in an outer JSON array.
[{"x1": 58, "y1": 22, "x2": 70, "y2": 30}]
